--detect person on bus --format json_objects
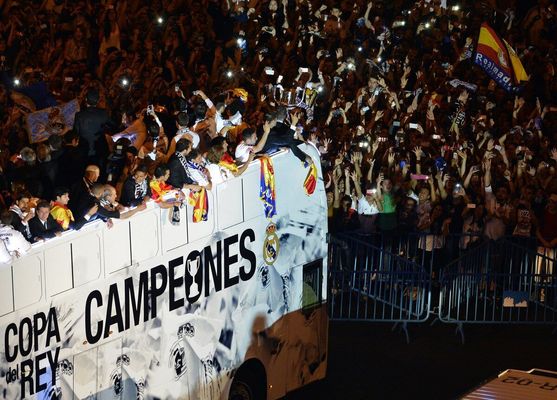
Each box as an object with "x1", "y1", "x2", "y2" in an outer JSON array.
[
  {"x1": 235, "y1": 120, "x2": 273, "y2": 164},
  {"x1": 149, "y1": 165, "x2": 185, "y2": 209},
  {"x1": 0, "y1": 210, "x2": 31, "y2": 265},
  {"x1": 120, "y1": 164, "x2": 152, "y2": 207},
  {"x1": 51, "y1": 186, "x2": 98, "y2": 231},
  {"x1": 28, "y1": 201, "x2": 64, "y2": 242},
  {"x1": 206, "y1": 137, "x2": 254, "y2": 185}
]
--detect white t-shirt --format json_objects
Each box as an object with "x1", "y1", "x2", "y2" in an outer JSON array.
[
  {"x1": 175, "y1": 127, "x2": 200, "y2": 149},
  {"x1": 235, "y1": 142, "x2": 253, "y2": 163},
  {"x1": 206, "y1": 164, "x2": 234, "y2": 186},
  {"x1": 186, "y1": 164, "x2": 210, "y2": 188},
  {"x1": 0, "y1": 225, "x2": 31, "y2": 267},
  {"x1": 357, "y1": 195, "x2": 380, "y2": 215}
]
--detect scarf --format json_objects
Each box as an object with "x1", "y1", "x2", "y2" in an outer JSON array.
[
  {"x1": 134, "y1": 179, "x2": 148, "y2": 200},
  {"x1": 186, "y1": 158, "x2": 209, "y2": 182}
]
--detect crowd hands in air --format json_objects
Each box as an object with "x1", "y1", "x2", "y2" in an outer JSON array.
[{"x1": 1, "y1": 0, "x2": 557, "y2": 264}]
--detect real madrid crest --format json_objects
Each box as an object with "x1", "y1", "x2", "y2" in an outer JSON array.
[{"x1": 263, "y1": 222, "x2": 279, "y2": 265}]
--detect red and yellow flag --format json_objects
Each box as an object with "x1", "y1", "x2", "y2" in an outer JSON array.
[
  {"x1": 219, "y1": 153, "x2": 239, "y2": 174},
  {"x1": 259, "y1": 156, "x2": 276, "y2": 218},
  {"x1": 188, "y1": 188, "x2": 208, "y2": 223},
  {"x1": 303, "y1": 162, "x2": 317, "y2": 195},
  {"x1": 474, "y1": 23, "x2": 528, "y2": 93}
]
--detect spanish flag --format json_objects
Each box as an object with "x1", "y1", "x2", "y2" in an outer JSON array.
[
  {"x1": 259, "y1": 156, "x2": 276, "y2": 218},
  {"x1": 303, "y1": 162, "x2": 317, "y2": 196},
  {"x1": 188, "y1": 188, "x2": 208, "y2": 222},
  {"x1": 474, "y1": 23, "x2": 528, "y2": 93},
  {"x1": 219, "y1": 153, "x2": 239, "y2": 174},
  {"x1": 233, "y1": 88, "x2": 249, "y2": 102}
]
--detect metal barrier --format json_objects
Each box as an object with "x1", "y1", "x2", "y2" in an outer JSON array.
[
  {"x1": 328, "y1": 234, "x2": 431, "y2": 342},
  {"x1": 328, "y1": 232, "x2": 557, "y2": 343},
  {"x1": 439, "y1": 239, "x2": 557, "y2": 343}
]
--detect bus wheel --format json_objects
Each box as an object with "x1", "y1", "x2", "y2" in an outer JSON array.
[{"x1": 229, "y1": 362, "x2": 266, "y2": 400}]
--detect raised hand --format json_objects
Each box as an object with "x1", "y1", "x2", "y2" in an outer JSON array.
[
  {"x1": 388, "y1": 151, "x2": 395, "y2": 165},
  {"x1": 413, "y1": 146, "x2": 422, "y2": 159}
]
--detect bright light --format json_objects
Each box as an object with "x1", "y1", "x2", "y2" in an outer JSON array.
[
  {"x1": 317, "y1": 86, "x2": 324, "y2": 93},
  {"x1": 226, "y1": 70, "x2": 233, "y2": 78},
  {"x1": 425, "y1": 22, "x2": 431, "y2": 29},
  {"x1": 13, "y1": 78, "x2": 20, "y2": 86},
  {"x1": 401, "y1": 21, "x2": 406, "y2": 26},
  {"x1": 237, "y1": 38, "x2": 245, "y2": 47},
  {"x1": 121, "y1": 78, "x2": 129, "y2": 86},
  {"x1": 407, "y1": 10, "x2": 412, "y2": 15},
  {"x1": 157, "y1": 17, "x2": 163, "y2": 24},
  {"x1": 358, "y1": 46, "x2": 363, "y2": 52},
  {"x1": 347, "y1": 63, "x2": 355, "y2": 70},
  {"x1": 452, "y1": 5, "x2": 460, "y2": 11},
  {"x1": 241, "y1": 67, "x2": 244, "y2": 71},
  {"x1": 377, "y1": 57, "x2": 382, "y2": 62}
]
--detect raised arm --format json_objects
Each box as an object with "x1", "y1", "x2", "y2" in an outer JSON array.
[{"x1": 253, "y1": 120, "x2": 273, "y2": 153}]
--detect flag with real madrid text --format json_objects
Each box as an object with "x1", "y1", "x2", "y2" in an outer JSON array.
[{"x1": 474, "y1": 23, "x2": 528, "y2": 93}]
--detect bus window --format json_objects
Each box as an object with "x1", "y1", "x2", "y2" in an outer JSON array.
[{"x1": 302, "y1": 259, "x2": 323, "y2": 311}]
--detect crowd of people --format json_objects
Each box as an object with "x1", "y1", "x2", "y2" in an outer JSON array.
[{"x1": 1, "y1": 0, "x2": 557, "y2": 266}]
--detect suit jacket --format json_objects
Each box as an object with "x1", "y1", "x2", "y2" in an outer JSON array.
[
  {"x1": 167, "y1": 153, "x2": 194, "y2": 189},
  {"x1": 28, "y1": 215, "x2": 63, "y2": 242},
  {"x1": 9, "y1": 210, "x2": 33, "y2": 242},
  {"x1": 73, "y1": 106, "x2": 111, "y2": 158},
  {"x1": 69, "y1": 178, "x2": 94, "y2": 218},
  {"x1": 261, "y1": 121, "x2": 306, "y2": 162},
  {"x1": 120, "y1": 176, "x2": 152, "y2": 207}
]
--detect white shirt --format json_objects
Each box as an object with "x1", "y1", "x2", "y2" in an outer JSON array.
[
  {"x1": 175, "y1": 127, "x2": 200, "y2": 149},
  {"x1": 185, "y1": 163, "x2": 210, "y2": 188},
  {"x1": 215, "y1": 112, "x2": 226, "y2": 134},
  {"x1": 0, "y1": 225, "x2": 31, "y2": 267},
  {"x1": 357, "y1": 195, "x2": 380, "y2": 215},
  {"x1": 206, "y1": 164, "x2": 234, "y2": 186},
  {"x1": 235, "y1": 142, "x2": 253, "y2": 163}
]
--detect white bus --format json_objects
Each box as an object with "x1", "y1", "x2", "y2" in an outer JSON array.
[{"x1": 0, "y1": 145, "x2": 328, "y2": 400}]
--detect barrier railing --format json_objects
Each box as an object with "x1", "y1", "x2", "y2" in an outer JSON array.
[
  {"x1": 328, "y1": 233, "x2": 557, "y2": 343},
  {"x1": 328, "y1": 233, "x2": 431, "y2": 342},
  {"x1": 438, "y1": 239, "x2": 557, "y2": 342}
]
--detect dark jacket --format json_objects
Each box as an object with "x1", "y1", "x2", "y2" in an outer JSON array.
[
  {"x1": 73, "y1": 106, "x2": 111, "y2": 158},
  {"x1": 260, "y1": 121, "x2": 307, "y2": 162},
  {"x1": 120, "y1": 176, "x2": 152, "y2": 207},
  {"x1": 9, "y1": 210, "x2": 33, "y2": 242},
  {"x1": 167, "y1": 153, "x2": 194, "y2": 189},
  {"x1": 29, "y1": 215, "x2": 63, "y2": 242},
  {"x1": 69, "y1": 178, "x2": 94, "y2": 218}
]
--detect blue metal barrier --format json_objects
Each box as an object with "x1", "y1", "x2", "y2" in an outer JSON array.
[
  {"x1": 328, "y1": 234, "x2": 431, "y2": 342},
  {"x1": 438, "y1": 239, "x2": 557, "y2": 343},
  {"x1": 328, "y1": 232, "x2": 557, "y2": 343}
]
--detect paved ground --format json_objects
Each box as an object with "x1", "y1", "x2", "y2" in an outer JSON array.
[{"x1": 286, "y1": 321, "x2": 557, "y2": 399}]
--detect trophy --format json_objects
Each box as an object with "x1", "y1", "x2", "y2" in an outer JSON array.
[{"x1": 187, "y1": 256, "x2": 200, "y2": 298}]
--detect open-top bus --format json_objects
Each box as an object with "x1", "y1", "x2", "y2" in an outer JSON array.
[{"x1": 0, "y1": 145, "x2": 328, "y2": 400}]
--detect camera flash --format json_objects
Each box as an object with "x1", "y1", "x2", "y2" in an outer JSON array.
[
  {"x1": 358, "y1": 46, "x2": 363, "y2": 52},
  {"x1": 425, "y1": 22, "x2": 431, "y2": 29},
  {"x1": 13, "y1": 78, "x2": 20, "y2": 86},
  {"x1": 121, "y1": 78, "x2": 129, "y2": 86},
  {"x1": 317, "y1": 86, "x2": 324, "y2": 93},
  {"x1": 401, "y1": 21, "x2": 406, "y2": 26},
  {"x1": 377, "y1": 57, "x2": 382, "y2": 62},
  {"x1": 157, "y1": 17, "x2": 164, "y2": 24},
  {"x1": 452, "y1": 5, "x2": 460, "y2": 11},
  {"x1": 226, "y1": 70, "x2": 233, "y2": 78}
]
